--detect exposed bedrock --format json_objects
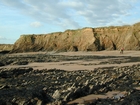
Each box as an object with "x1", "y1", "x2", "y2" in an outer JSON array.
[
  {"x1": 0, "y1": 44, "x2": 13, "y2": 54},
  {"x1": 0, "y1": 65, "x2": 140, "y2": 105},
  {"x1": 11, "y1": 22, "x2": 140, "y2": 53}
]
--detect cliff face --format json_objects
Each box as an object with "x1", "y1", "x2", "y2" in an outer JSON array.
[
  {"x1": 0, "y1": 44, "x2": 13, "y2": 52},
  {"x1": 11, "y1": 23, "x2": 140, "y2": 53}
]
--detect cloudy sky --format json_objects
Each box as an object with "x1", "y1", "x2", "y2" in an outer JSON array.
[{"x1": 0, "y1": 0, "x2": 140, "y2": 44}]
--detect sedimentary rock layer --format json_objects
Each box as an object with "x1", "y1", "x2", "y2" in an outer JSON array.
[
  {"x1": 11, "y1": 22, "x2": 140, "y2": 53},
  {"x1": 0, "y1": 44, "x2": 13, "y2": 53}
]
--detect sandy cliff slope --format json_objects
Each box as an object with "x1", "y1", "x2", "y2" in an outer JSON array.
[
  {"x1": 0, "y1": 44, "x2": 13, "y2": 53},
  {"x1": 11, "y1": 22, "x2": 140, "y2": 53}
]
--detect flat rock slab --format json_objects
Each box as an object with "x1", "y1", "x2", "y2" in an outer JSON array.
[{"x1": 67, "y1": 91, "x2": 127, "y2": 104}]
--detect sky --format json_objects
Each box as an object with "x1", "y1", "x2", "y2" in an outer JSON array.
[{"x1": 0, "y1": 0, "x2": 140, "y2": 44}]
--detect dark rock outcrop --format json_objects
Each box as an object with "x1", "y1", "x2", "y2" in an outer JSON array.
[
  {"x1": 11, "y1": 22, "x2": 140, "y2": 53},
  {"x1": 0, "y1": 53, "x2": 140, "y2": 104},
  {"x1": 0, "y1": 65, "x2": 140, "y2": 105}
]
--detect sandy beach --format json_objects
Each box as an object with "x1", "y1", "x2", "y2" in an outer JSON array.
[{"x1": 1, "y1": 51, "x2": 140, "y2": 71}]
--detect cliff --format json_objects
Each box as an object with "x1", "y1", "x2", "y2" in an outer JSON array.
[
  {"x1": 11, "y1": 22, "x2": 140, "y2": 53},
  {"x1": 0, "y1": 44, "x2": 13, "y2": 53}
]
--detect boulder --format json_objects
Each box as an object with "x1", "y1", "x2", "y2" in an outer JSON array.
[{"x1": 0, "y1": 62, "x2": 4, "y2": 66}]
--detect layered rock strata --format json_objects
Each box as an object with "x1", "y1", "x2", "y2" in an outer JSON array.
[
  {"x1": 0, "y1": 44, "x2": 13, "y2": 53},
  {"x1": 0, "y1": 65, "x2": 140, "y2": 105},
  {"x1": 11, "y1": 22, "x2": 140, "y2": 53},
  {"x1": 0, "y1": 53, "x2": 140, "y2": 104}
]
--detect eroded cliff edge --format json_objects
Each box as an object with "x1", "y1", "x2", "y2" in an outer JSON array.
[
  {"x1": 0, "y1": 44, "x2": 13, "y2": 53},
  {"x1": 11, "y1": 22, "x2": 140, "y2": 53}
]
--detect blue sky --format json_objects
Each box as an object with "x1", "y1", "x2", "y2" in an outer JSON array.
[{"x1": 0, "y1": 0, "x2": 140, "y2": 44}]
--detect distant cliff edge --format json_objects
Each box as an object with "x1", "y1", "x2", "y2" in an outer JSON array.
[
  {"x1": 0, "y1": 44, "x2": 13, "y2": 54},
  {"x1": 11, "y1": 22, "x2": 140, "y2": 53}
]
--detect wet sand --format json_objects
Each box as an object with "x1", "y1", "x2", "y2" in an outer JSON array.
[{"x1": 1, "y1": 51, "x2": 140, "y2": 71}]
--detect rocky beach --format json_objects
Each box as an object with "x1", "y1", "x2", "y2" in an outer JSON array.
[
  {"x1": 0, "y1": 51, "x2": 140, "y2": 105},
  {"x1": 1, "y1": 0, "x2": 140, "y2": 104},
  {"x1": 0, "y1": 22, "x2": 140, "y2": 105}
]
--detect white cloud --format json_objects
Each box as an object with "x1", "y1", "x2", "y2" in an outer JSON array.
[
  {"x1": 30, "y1": 21, "x2": 42, "y2": 27},
  {"x1": 0, "y1": 36, "x2": 6, "y2": 40},
  {"x1": 0, "y1": 0, "x2": 139, "y2": 29}
]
